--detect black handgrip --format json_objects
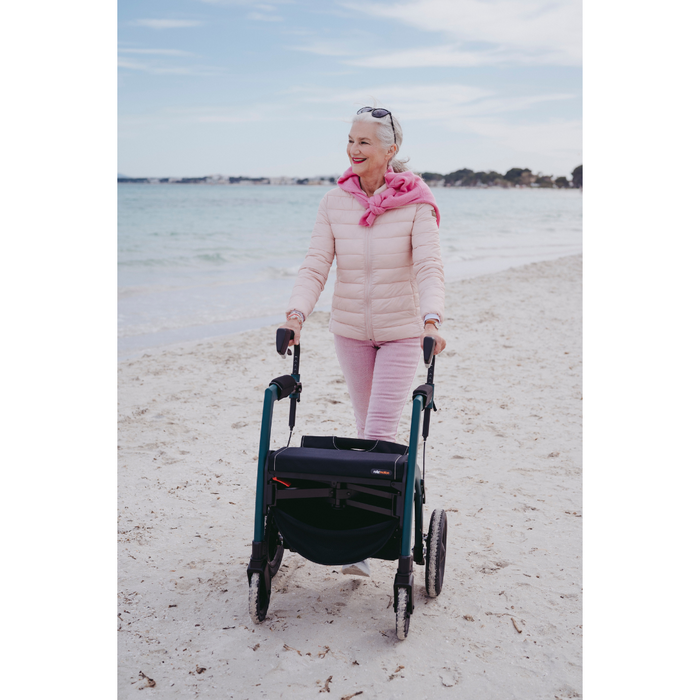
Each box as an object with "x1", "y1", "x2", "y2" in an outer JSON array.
[
  {"x1": 276, "y1": 328, "x2": 294, "y2": 356},
  {"x1": 423, "y1": 336, "x2": 436, "y2": 367},
  {"x1": 270, "y1": 375, "x2": 297, "y2": 400}
]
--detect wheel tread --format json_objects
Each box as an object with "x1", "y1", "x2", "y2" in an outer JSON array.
[
  {"x1": 425, "y1": 508, "x2": 447, "y2": 598},
  {"x1": 395, "y1": 588, "x2": 410, "y2": 640},
  {"x1": 248, "y1": 573, "x2": 268, "y2": 624}
]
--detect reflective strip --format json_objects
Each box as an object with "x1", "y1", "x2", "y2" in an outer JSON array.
[
  {"x1": 392, "y1": 453, "x2": 402, "y2": 481},
  {"x1": 272, "y1": 446, "x2": 291, "y2": 471}
]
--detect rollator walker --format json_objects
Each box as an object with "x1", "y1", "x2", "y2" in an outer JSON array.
[{"x1": 246, "y1": 330, "x2": 448, "y2": 639}]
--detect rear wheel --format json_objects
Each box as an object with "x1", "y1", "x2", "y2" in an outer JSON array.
[
  {"x1": 425, "y1": 509, "x2": 448, "y2": 597},
  {"x1": 248, "y1": 573, "x2": 270, "y2": 623},
  {"x1": 395, "y1": 587, "x2": 411, "y2": 640}
]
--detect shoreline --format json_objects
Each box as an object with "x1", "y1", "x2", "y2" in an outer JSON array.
[
  {"x1": 119, "y1": 253, "x2": 582, "y2": 698},
  {"x1": 118, "y1": 250, "x2": 581, "y2": 361}
]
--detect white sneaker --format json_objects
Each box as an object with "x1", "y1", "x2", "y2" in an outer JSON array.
[{"x1": 341, "y1": 560, "x2": 371, "y2": 577}]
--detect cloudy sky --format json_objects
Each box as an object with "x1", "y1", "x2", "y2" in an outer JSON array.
[{"x1": 118, "y1": 0, "x2": 581, "y2": 179}]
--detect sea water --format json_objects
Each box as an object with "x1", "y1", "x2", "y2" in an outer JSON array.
[{"x1": 118, "y1": 184, "x2": 581, "y2": 356}]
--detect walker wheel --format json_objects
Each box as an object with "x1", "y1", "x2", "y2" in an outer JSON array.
[
  {"x1": 248, "y1": 573, "x2": 270, "y2": 624},
  {"x1": 425, "y1": 509, "x2": 448, "y2": 597},
  {"x1": 395, "y1": 587, "x2": 411, "y2": 640}
]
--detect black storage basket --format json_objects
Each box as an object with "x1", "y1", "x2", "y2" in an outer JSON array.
[{"x1": 269, "y1": 436, "x2": 408, "y2": 565}]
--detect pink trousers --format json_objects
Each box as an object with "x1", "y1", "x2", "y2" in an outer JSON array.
[{"x1": 333, "y1": 334, "x2": 422, "y2": 443}]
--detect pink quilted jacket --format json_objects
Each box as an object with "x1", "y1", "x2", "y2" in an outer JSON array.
[{"x1": 287, "y1": 184, "x2": 445, "y2": 342}]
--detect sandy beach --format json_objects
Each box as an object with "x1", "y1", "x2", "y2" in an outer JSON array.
[{"x1": 118, "y1": 254, "x2": 582, "y2": 699}]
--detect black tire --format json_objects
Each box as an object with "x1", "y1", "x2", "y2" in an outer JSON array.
[
  {"x1": 248, "y1": 573, "x2": 270, "y2": 623},
  {"x1": 425, "y1": 508, "x2": 448, "y2": 597},
  {"x1": 265, "y1": 517, "x2": 284, "y2": 578},
  {"x1": 395, "y1": 587, "x2": 411, "y2": 640}
]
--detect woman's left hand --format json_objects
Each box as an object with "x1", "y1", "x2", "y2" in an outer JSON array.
[{"x1": 421, "y1": 324, "x2": 447, "y2": 355}]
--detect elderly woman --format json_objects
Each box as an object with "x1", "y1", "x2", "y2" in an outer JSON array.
[{"x1": 279, "y1": 107, "x2": 446, "y2": 575}]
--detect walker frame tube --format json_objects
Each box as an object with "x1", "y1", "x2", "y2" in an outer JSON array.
[
  {"x1": 253, "y1": 384, "x2": 279, "y2": 542},
  {"x1": 402, "y1": 394, "x2": 425, "y2": 557}
]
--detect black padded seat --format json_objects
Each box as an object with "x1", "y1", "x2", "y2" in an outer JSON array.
[{"x1": 268, "y1": 436, "x2": 409, "y2": 482}]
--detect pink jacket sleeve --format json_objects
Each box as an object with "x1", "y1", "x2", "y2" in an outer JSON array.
[
  {"x1": 412, "y1": 203, "x2": 445, "y2": 323},
  {"x1": 286, "y1": 193, "x2": 335, "y2": 319}
]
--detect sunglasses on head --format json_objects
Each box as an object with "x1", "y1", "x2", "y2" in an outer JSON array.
[{"x1": 357, "y1": 107, "x2": 396, "y2": 144}]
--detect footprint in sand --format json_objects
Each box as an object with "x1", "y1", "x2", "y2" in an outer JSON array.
[{"x1": 439, "y1": 667, "x2": 462, "y2": 687}]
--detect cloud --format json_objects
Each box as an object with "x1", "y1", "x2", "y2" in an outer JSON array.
[
  {"x1": 457, "y1": 118, "x2": 582, "y2": 157},
  {"x1": 287, "y1": 83, "x2": 573, "y2": 122},
  {"x1": 161, "y1": 102, "x2": 293, "y2": 123},
  {"x1": 289, "y1": 41, "x2": 499, "y2": 66},
  {"x1": 119, "y1": 49, "x2": 197, "y2": 57},
  {"x1": 118, "y1": 58, "x2": 222, "y2": 76},
  {"x1": 339, "y1": 0, "x2": 581, "y2": 66},
  {"x1": 316, "y1": 83, "x2": 493, "y2": 110},
  {"x1": 280, "y1": 28, "x2": 315, "y2": 36},
  {"x1": 132, "y1": 19, "x2": 204, "y2": 29},
  {"x1": 197, "y1": 0, "x2": 292, "y2": 6},
  {"x1": 247, "y1": 12, "x2": 283, "y2": 21},
  {"x1": 451, "y1": 93, "x2": 576, "y2": 118},
  {"x1": 287, "y1": 41, "x2": 354, "y2": 57},
  {"x1": 345, "y1": 44, "x2": 568, "y2": 68},
  {"x1": 194, "y1": 1, "x2": 288, "y2": 20},
  {"x1": 122, "y1": 82, "x2": 574, "y2": 130}
]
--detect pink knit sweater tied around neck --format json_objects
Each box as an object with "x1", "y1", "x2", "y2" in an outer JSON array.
[{"x1": 337, "y1": 166, "x2": 441, "y2": 228}]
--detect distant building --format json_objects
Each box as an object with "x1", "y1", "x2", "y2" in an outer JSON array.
[
  {"x1": 270, "y1": 177, "x2": 296, "y2": 186},
  {"x1": 229, "y1": 176, "x2": 270, "y2": 185}
]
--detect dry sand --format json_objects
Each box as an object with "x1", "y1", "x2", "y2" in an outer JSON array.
[{"x1": 118, "y1": 254, "x2": 582, "y2": 699}]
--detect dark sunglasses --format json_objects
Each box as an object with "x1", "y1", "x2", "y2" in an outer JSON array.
[{"x1": 357, "y1": 107, "x2": 396, "y2": 144}]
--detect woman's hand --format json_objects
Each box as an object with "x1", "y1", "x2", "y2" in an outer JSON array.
[
  {"x1": 421, "y1": 323, "x2": 446, "y2": 355},
  {"x1": 279, "y1": 317, "x2": 302, "y2": 347}
]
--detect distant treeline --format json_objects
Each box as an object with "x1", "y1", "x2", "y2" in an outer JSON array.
[
  {"x1": 420, "y1": 164, "x2": 582, "y2": 189},
  {"x1": 116, "y1": 175, "x2": 337, "y2": 186},
  {"x1": 118, "y1": 165, "x2": 582, "y2": 189},
  {"x1": 117, "y1": 175, "x2": 280, "y2": 184}
]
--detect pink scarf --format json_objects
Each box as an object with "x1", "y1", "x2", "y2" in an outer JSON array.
[{"x1": 337, "y1": 166, "x2": 441, "y2": 228}]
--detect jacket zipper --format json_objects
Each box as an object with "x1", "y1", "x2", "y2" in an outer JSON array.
[{"x1": 364, "y1": 225, "x2": 374, "y2": 341}]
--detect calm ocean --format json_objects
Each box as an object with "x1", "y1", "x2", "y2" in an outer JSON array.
[{"x1": 118, "y1": 184, "x2": 582, "y2": 357}]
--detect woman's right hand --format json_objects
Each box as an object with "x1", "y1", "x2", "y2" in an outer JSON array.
[{"x1": 278, "y1": 317, "x2": 302, "y2": 347}]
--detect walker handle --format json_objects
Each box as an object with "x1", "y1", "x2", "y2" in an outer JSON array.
[
  {"x1": 423, "y1": 336, "x2": 436, "y2": 368},
  {"x1": 276, "y1": 328, "x2": 294, "y2": 356}
]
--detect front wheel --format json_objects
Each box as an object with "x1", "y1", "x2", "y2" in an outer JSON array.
[
  {"x1": 425, "y1": 509, "x2": 448, "y2": 597},
  {"x1": 248, "y1": 573, "x2": 270, "y2": 624},
  {"x1": 395, "y1": 588, "x2": 411, "y2": 640}
]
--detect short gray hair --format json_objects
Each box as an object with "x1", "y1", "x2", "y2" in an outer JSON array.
[{"x1": 351, "y1": 108, "x2": 410, "y2": 173}]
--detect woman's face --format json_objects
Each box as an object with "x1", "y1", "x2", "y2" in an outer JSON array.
[{"x1": 347, "y1": 121, "x2": 395, "y2": 180}]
